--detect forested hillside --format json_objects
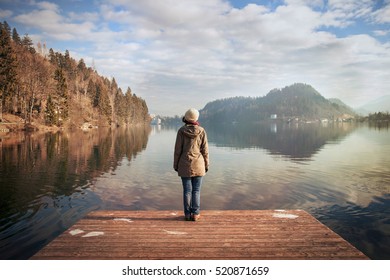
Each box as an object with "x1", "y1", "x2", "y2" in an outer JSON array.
[
  {"x1": 0, "y1": 22, "x2": 150, "y2": 130},
  {"x1": 201, "y1": 83, "x2": 356, "y2": 124}
]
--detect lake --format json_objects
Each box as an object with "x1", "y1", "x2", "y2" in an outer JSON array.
[{"x1": 0, "y1": 122, "x2": 389, "y2": 259}]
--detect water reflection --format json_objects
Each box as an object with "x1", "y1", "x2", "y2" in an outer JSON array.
[
  {"x1": 312, "y1": 194, "x2": 390, "y2": 260},
  {"x1": 0, "y1": 126, "x2": 151, "y2": 259},
  {"x1": 1, "y1": 123, "x2": 389, "y2": 260},
  {"x1": 205, "y1": 121, "x2": 357, "y2": 160}
]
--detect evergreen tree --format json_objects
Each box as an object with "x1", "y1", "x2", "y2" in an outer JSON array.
[
  {"x1": 12, "y1": 28, "x2": 21, "y2": 45},
  {"x1": 77, "y1": 58, "x2": 89, "y2": 81},
  {"x1": 64, "y1": 49, "x2": 72, "y2": 72},
  {"x1": 87, "y1": 79, "x2": 97, "y2": 104},
  {"x1": 45, "y1": 94, "x2": 56, "y2": 125},
  {"x1": 53, "y1": 67, "x2": 68, "y2": 125},
  {"x1": 49, "y1": 48, "x2": 56, "y2": 64},
  {"x1": 92, "y1": 82, "x2": 100, "y2": 108},
  {"x1": 0, "y1": 22, "x2": 17, "y2": 121},
  {"x1": 2, "y1": 21, "x2": 11, "y2": 37},
  {"x1": 21, "y1": 34, "x2": 35, "y2": 54},
  {"x1": 77, "y1": 58, "x2": 86, "y2": 71},
  {"x1": 97, "y1": 83, "x2": 112, "y2": 124}
]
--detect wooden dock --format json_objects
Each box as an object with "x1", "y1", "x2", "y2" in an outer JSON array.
[{"x1": 31, "y1": 210, "x2": 368, "y2": 260}]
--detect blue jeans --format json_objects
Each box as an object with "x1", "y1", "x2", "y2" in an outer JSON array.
[{"x1": 181, "y1": 176, "x2": 203, "y2": 216}]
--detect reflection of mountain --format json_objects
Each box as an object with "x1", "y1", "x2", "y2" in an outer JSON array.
[{"x1": 205, "y1": 122, "x2": 356, "y2": 160}]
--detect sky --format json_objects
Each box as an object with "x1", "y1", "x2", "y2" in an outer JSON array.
[{"x1": 1, "y1": 0, "x2": 390, "y2": 116}]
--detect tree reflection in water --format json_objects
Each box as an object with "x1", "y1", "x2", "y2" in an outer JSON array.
[{"x1": 0, "y1": 126, "x2": 151, "y2": 259}]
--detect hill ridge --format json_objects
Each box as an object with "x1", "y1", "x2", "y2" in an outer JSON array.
[{"x1": 201, "y1": 83, "x2": 356, "y2": 123}]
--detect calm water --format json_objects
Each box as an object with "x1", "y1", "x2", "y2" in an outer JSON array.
[{"x1": 0, "y1": 122, "x2": 389, "y2": 259}]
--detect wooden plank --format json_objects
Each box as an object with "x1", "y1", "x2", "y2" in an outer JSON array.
[{"x1": 31, "y1": 210, "x2": 368, "y2": 260}]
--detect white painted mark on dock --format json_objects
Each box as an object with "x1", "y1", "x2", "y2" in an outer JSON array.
[
  {"x1": 69, "y1": 229, "x2": 84, "y2": 236},
  {"x1": 273, "y1": 213, "x2": 299, "y2": 219},
  {"x1": 163, "y1": 230, "x2": 187, "y2": 235},
  {"x1": 82, "y1": 231, "x2": 104, "y2": 237},
  {"x1": 114, "y1": 218, "x2": 133, "y2": 223}
]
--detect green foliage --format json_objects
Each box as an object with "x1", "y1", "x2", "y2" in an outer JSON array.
[
  {"x1": 0, "y1": 21, "x2": 18, "y2": 121},
  {"x1": 45, "y1": 95, "x2": 56, "y2": 125},
  {"x1": 21, "y1": 34, "x2": 35, "y2": 54},
  {"x1": 53, "y1": 67, "x2": 68, "y2": 124},
  {"x1": 12, "y1": 28, "x2": 21, "y2": 45}
]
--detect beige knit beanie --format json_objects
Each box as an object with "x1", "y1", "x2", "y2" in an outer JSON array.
[{"x1": 184, "y1": 108, "x2": 199, "y2": 122}]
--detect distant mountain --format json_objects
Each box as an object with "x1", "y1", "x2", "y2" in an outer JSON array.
[
  {"x1": 356, "y1": 95, "x2": 390, "y2": 115},
  {"x1": 329, "y1": 98, "x2": 354, "y2": 111},
  {"x1": 201, "y1": 83, "x2": 356, "y2": 123}
]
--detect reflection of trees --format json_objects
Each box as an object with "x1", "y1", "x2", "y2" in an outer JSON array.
[
  {"x1": 205, "y1": 122, "x2": 356, "y2": 160},
  {"x1": 0, "y1": 126, "x2": 151, "y2": 259},
  {"x1": 0, "y1": 125, "x2": 151, "y2": 222}
]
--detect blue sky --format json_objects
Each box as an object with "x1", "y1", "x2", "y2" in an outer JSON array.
[{"x1": 1, "y1": 0, "x2": 389, "y2": 116}]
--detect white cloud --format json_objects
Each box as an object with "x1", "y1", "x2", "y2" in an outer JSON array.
[
  {"x1": 13, "y1": 7, "x2": 94, "y2": 40},
  {"x1": 0, "y1": 9, "x2": 13, "y2": 18},
  {"x1": 7, "y1": 0, "x2": 390, "y2": 114},
  {"x1": 327, "y1": 0, "x2": 373, "y2": 16},
  {"x1": 373, "y1": 29, "x2": 390, "y2": 36},
  {"x1": 317, "y1": 0, "x2": 373, "y2": 28},
  {"x1": 372, "y1": 2, "x2": 390, "y2": 24},
  {"x1": 35, "y1": 1, "x2": 59, "y2": 12},
  {"x1": 68, "y1": 11, "x2": 99, "y2": 23},
  {"x1": 98, "y1": 0, "x2": 390, "y2": 113}
]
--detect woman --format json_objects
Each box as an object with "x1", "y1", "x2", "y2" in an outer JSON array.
[{"x1": 174, "y1": 108, "x2": 209, "y2": 221}]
